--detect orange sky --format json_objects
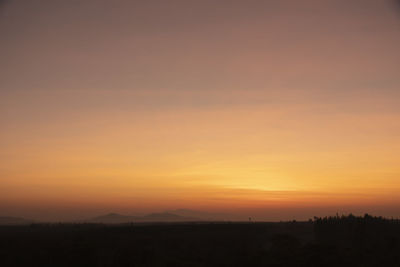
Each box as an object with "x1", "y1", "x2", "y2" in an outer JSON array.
[{"x1": 1, "y1": 0, "x2": 400, "y2": 221}]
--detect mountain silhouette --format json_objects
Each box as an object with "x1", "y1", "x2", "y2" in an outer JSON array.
[
  {"x1": 142, "y1": 212, "x2": 198, "y2": 222},
  {"x1": 88, "y1": 212, "x2": 199, "y2": 224},
  {"x1": 0, "y1": 216, "x2": 34, "y2": 225},
  {"x1": 166, "y1": 209, "x2": 237, "y2": 221},
  {"x1": 89, "y1": 213, "x2": 141, "y2": 224}
]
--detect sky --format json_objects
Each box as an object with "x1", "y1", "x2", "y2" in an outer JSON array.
[{"x1": 1, "y1": 0, "x2": 400, "y2": 221}]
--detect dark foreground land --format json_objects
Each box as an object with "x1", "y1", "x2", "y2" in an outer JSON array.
[{"x1": 1, "y1": 215, "x2": 400, "y2": 267}]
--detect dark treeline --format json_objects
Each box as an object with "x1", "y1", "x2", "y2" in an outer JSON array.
[
  {"x1": 1, "y1": 214, "x2": 399, "y2": 266},
  {"x1": 313, "y1": 214, "x2": 400, "y2": 266}
]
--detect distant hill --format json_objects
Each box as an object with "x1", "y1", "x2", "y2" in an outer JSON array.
[
  {"x1": 166, "y1": 209, "x2": 238, "y2": 221},
  {"x1": 89, "y1": 213, "x2": 140, "y2": 224},
  {"x1": 141, "y1": 212, "x2": 198, "y2": 222},
  {"x1": 0, "y1": 216, "x2": 34, "y2": 225},
  {"x1": 88, "y1": 212, "x2": 199, "y2": 224}
]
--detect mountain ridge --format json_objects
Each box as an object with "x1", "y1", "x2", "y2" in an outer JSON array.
[
  {"x1": 88, "y1": 212, "x2": 199, "y2": 224},
  {"x1": 0, "y1": 216, "x2": 34, "y2": 225}
]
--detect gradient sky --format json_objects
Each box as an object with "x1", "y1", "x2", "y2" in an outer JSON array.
[{"x1": 1, "y1": 0, "x2": 400, "y2": 221}]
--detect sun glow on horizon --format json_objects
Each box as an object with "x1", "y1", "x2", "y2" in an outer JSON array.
[{"x1": 1, "y1": 0, "x2": 400, "y2": 221}]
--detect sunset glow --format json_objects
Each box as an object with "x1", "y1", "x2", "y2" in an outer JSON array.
[{"x1": 1, "y1": 0, "x2": 400, "y2": 221}]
